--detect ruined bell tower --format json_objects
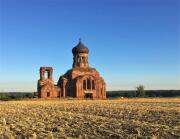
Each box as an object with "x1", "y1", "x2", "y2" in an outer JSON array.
[{"x1": 37, "y1": 67, "x2": 60, "y2": 98}]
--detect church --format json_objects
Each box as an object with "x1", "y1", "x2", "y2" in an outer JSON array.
[{"x1": 37, "y1": 40, "x2": 106, "y2": 99}]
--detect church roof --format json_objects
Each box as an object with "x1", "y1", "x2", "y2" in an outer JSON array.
[
  {"x1": 72, "y1": 40, "x2": 89, "y2": 55},
  {"x1": 60, "y1": 67, "x2": 99, "y2": 79}
]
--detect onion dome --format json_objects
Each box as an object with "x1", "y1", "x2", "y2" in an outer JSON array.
[{"x1": 72, "y1": 39, "x2": 89, "y2": 55}]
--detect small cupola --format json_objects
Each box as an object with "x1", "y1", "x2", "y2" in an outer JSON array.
[{"x1": 72, "y1": 39, "x2": 89, "y2": 55}]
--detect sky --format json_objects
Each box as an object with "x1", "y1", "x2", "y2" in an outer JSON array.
[{"x1": 0, "y1": 0, "x2": 179, "y2": 92}]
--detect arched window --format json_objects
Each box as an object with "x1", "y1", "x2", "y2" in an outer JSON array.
[
  {"x1": 82, "y1": 57, "x2": 85, "y2": 62},
  {"x1": 45, "y1": 71, "x2": 48, "y2": 79},
  {"x1": 67, "y1": 87, "x2": 70, "y2": 96},
  {"x1": 87, "y1": 79, "x2": 91, "y2": 89},
  {"x1": 47, "y1": 92, "x2": 50, "y2": 97},
  {"x1": 92, "y1": 80, "x2": 95, "y2": 90},
  {"x1": 83, "y1": 80, "x2": 86, "y2": 90}
]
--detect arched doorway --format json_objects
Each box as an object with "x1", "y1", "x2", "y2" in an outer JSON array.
[{"x1": 84, "y1": 92, "x2": 93, "y2": 99}]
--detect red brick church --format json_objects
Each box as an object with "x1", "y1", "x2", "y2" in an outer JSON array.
[{"x1": 37, "y1": 40, "x2": 106, "y2": 99}]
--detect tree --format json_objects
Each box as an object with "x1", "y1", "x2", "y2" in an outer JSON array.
[{"x1": 136, "y1": 85, "x2": 145, "y2": 97}]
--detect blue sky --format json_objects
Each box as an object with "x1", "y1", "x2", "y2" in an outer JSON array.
[{"x1": 0, "y1": 0, "x2": 179, "y2": 92}]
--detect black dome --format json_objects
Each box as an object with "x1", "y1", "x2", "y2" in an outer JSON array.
[{"x1": 72, "y1": 41, "x2": 89, "y2": 55}]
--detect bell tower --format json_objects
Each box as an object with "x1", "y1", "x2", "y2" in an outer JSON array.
[
  {"x1": 37, "y1": 67, "x2": 60, "y2": 98},
  {"x1": 72, "y1": 39, "x2": 89, "y2": 68}
]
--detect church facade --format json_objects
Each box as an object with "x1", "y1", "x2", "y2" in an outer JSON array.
[{"x1": 37, "y1": 41, "x2": 106, "y2": 99}]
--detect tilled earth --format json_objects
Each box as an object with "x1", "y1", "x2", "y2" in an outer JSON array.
[{"x1": 0, "y1": 98, "x2": 180, "y2": 139}]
